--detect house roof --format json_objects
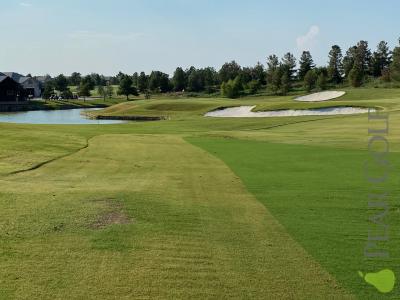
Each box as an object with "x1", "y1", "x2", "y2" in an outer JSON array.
[
  {"x1": 1, "y1": 72, "x2": 41, "y2": 88},
  {"x1": 0, "y1": 72, "x2": 8, "y2": 83},
  {"x1": 3, "y1": 72, "x2": 28, "y2": 84}
]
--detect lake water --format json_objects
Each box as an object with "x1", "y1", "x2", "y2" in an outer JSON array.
[{"x1": 0, "y1": 108, "x2": 125, "y2": 125}]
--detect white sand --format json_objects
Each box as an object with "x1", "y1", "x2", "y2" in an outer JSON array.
[
  {"x1": 205, "y1": 106, "x2": 373, "y2": 118},
  {"x1": 295, "y1": 91, "x2": 346, "y2": 102}
]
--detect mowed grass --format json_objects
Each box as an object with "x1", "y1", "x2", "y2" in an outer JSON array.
[
  {"x1": 188, "y1": 138, "x2": 400, "y2": 299},
  {"x1": 1, "y1": 87, "x2": 400, "y2": 298},
  {"x1": 0, "y1": 134, "x2": 351, "y2": 299}
]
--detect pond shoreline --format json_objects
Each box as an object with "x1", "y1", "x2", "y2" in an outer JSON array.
[
  {"x1": 0, "y1": 108, "x2": 126, "y2": 125},
  {"x1": 92, "y1": 115, "x2": 168, "y2": 121},
  {"x1": 0, "y1": 100, "x2": 109, "y2": 113}
]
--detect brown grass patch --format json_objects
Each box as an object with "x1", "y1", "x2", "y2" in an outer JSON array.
[{"x1": 89, "y1": 199, "x2": 132, "y2": 229}]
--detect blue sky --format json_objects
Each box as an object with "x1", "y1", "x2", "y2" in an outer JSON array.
[{"x1": 1, "y1": 0, "x2": 399, "y2": 76}]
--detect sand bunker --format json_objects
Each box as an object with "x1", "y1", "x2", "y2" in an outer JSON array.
[
  {"x1": 205, "y1": 106, "x2": 372, "y2": 118},
  {"x1": 295, "y1": 91, "x2": 346, "y2": 102}
]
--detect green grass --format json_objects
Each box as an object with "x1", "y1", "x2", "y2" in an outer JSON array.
[
  {"x1": 0, "y1": 134, "x2": 350, "y2": 299},
  {"x1": 1, "y1": 87, "x2": 400, "y2": 298},
  {"x1": 188, "y1": 138, "x2": 400, "y2": 299}
]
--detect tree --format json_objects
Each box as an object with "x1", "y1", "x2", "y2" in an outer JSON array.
[
  {"x1": 187, "y1": 68, "x2": 204, "y2": 92},
  {"x1": 115, "y1": 72, "x2": 126, "y2": 84},
  {"x1": 118, "y1": 76, "x2": 139, "y2": 100},
  {"x1": 316, "y1": 72, "x2": 327, "y2": 90},
  {"x1": 248, "y1": 80, "x2": 262, "y2": 94},
  {"x1": 328, "y1": 45, "x2": 343, "y2": 84},
  {"x1": 81, "y1": 75, "x2": 95, "y2": 91},
  {"x1": 148, "y1": 71, "x2": 171, "y2": 93},
  {"x1": 106, "y1": 84, "x2": 114, "y2": 99},
  {"x1": 343, "y1": 46, "x2": 357, "y2": 77},
  {"x1": 252, "y1": 62, "x2": 266, "y2": 85},
  {"x1": 42, "y1": 81, "x2": 54, "y2": 100},
  {"x1": 78, "y1": 82, "x2": 91, "y2": 100},
  {"x1": 280, "y1": 72, "x2": 291, "y2": 95},
  {"x1": 61, "y1": 89, "x2": 73, "y2": 99},
  {"x1": 303, "y1": 70, "x2": 317, "y2": 92},
  {"x1": 172, "y1": 67, "x2": 187, "y2": 91},
  {"x1": 138, "y1": 72, "x2": 149, "y2": 93},
  {"x1": 219, "y1": 61, "x2": 241, "y2": 83},
  {"x1": 97, "y1": 85, "x2": 106, "y2": 101},
  {"x1": 54, "y1": 74, "x2": 68, "y2": 92},
  {"x1": 132, "y1": 72, "x2": 139, "y2": 88},
  {"x1": 298, "y1": 51, "x2": 315, "y2": 81},
  {"x1": 90, "y1": 73, "x2": 103, "y2": 86},
  {"x1": 343, "y1": 41, "x2": 372, "y2": 79},
  {"x1": 69, "y1": 72, "x2": 82, "y2": 86},
  {"x1": 266, "y1": 54, "x2": 279, "y2": 84},
  {"x1": 371, "y1": 41, "x2": 392, "y2": 77},
  {"x1": 202, "y1": 67, "x2": 219, "y2": 93},
  {"x1": 355, "y1": 40, "x2": 372, "y2": 75},
  {"x1": 349, "y1": 65, "x2": 364, "y2": 87},
  {"x1": 281, "y1": 52, "x2": 297, "y2": 81},
  {"x1": 221, "y1": 76, "x2": 243, "y2": 98},
  {"x1": 270, "y1": 66, "x2": 283, "y2": 94},
  {"x1": 390, "y1": 40, "x2": 400, "y2": 82}
]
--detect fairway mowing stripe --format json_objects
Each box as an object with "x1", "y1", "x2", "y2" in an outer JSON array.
[{"x1": 1, "y1": 134, "x2": 355, "y2": 299}]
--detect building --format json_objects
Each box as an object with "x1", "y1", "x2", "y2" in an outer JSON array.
[
  {"x1": 2, "y1": 72, "x2": 42, "y2": 98},
  {"x1": 0, "y1": 72, "x2": 25, "y2": 103}
]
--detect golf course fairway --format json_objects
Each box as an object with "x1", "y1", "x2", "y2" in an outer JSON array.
[{"x1": 1, "y1": 88, "x2": 400, "y2": 299}]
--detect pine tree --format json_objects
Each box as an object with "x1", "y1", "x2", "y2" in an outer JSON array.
[
  {"x1": 328, "y1": 45, "x2": 343, "y2": 84},
  {"x1": 266, "y1": 54, "x2": 279, "y2": 84},
  {"x1": 138, "y1": 72, "x2": 148, "y2": 93},
  {"x1": 281, "y1": 52, "x2": 297, "y2": 81},
  {"x1": 298, "y1": 51, "x2": 315, "y2": 81},
  {"x1": 371, "y1": 41, "x2": 392, "y2": 77},
  {"x1": 390, "y1": 40, "x2": 400, "y2": 82}
]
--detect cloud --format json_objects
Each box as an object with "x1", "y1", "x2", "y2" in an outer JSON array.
[
  {"x1": 68, "y1": 31, "x2": 144, "y2": 41},
  {"x1": 19, "y1": 2, "x2": 32, "y2": 7},
  {"x1": 296, "y1": 25, "x2": 320, "y2": 51}
]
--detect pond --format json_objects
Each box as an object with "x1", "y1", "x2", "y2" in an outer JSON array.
[
  {"x1": 0, "y1": 108, "x2": 125, "y2": 125},
  {"x1": 205, "y1": 106, "x2": 373, "y2": 118}
]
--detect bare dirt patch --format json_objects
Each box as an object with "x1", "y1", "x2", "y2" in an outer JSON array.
[{"x1": 89, "y1": 199, "x2": 132, "y2": 229}]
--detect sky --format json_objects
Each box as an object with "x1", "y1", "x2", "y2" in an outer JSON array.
[{"x1": 1, "y1": 0, "x2": 400, "y2": 76}]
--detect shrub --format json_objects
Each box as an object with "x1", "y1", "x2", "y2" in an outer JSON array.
[
  {"x1": 303, "y1": 70, "x2": 317, "y2": 92},
  {"x1": 348, "y1": 66, "x2": 364, "y2": 87},
  {"x1": 317, "y1": 73, "x2": 327, "y2": 90},
  {"x1": 221, "y1": 76, "x2": 243, "y2": 98},
  {"x1": 247, "y1": 80, "x2": 262, "y2": 94}
]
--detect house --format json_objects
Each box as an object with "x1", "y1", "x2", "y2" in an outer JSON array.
[
  {"x1": 2, "y1": 72, "x2": 42, "y2": 98},
  {"x1": 0, "y1": 72, "x2": 25, "y2": 103}
]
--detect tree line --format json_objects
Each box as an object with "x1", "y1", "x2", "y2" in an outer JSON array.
[{"x1": 41, "y1": 38, "x2": 400, "y2": 99}]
